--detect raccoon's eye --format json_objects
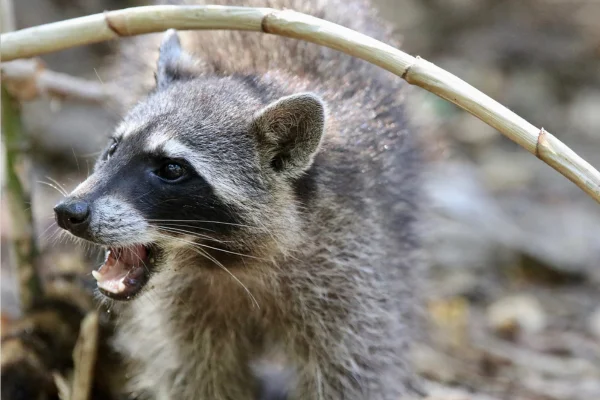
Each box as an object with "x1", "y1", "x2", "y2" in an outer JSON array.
[
  {"x1": 104, "y1": 139, "x2": 118, "y2": 160},
  {"x1": 156, "y1": 161, "x2": 187, "y2": 182}
]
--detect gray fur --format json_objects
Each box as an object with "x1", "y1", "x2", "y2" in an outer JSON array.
[
  {"x1": 89, "y1": 0, "x2": 425, "y2": 399},
  {"x1": 156, "y1": 28, "x2": 202, "y2": 90},
  {"x1": 86, "y1": 196, "x2": 152, "y2": 246}
]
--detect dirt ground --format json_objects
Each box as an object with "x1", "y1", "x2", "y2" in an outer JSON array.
[{"x1": 2, "y1": 1, "x2": 599, "y2": 399}]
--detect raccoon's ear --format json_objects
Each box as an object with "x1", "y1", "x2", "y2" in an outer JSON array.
[
  {"x1": 155, "y1": 29, "x2": 200, "y2": 90},
  {"x1": 252, "y1": 93, "x2": 326, "y2": 178}
]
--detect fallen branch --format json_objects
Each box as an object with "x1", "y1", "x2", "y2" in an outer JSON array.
[
  {"x1": 1, "y1": 59, "x2": 113, "y2": 103},
  {"x1": 71, "y1": 312, "x2": 99, "y2": 400},
  {"x1": 1, "y1": 5, "x2": 599, "y2": 203},
  {"x1": 53, "y1": 372, "x2": 71, "y2": 400}
]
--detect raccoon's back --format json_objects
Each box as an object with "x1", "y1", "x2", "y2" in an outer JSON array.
[{"x1": 110, "y1": 0, "x2": 400, "y2": 109}]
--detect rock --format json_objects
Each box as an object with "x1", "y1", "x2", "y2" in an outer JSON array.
[{"x1": 486, "y1": 294, "x2": 546, "y2": 340}]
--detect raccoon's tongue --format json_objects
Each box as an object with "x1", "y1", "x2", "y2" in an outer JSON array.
[{"x1": 92, "y1": 246, "x2": 147, "y2": 295}]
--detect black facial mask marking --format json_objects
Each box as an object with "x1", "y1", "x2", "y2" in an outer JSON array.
[{"x1": 92, "y1": 137, "x2": 241, "y2": 237}]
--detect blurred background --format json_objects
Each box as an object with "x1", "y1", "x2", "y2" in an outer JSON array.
[{"x1": 1, "y1": 1, "x2": 599, "y2": 399}]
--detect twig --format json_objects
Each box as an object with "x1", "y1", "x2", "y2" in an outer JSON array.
[
  {"x1": 1, "y1": 0, "x2": 43, "y2": 313},
  {"x1": 53, "y1": 372, "x2": 72, "y2": 400},
  {"x1": 71, "y1": 312, "x2": 99, "y2": 400},
  {"x1": 1, "y1": 59, "x2": 114, "y2": 103},
  {"x1": 1, "y1": 5, "x2": 599, "y2": 203}
]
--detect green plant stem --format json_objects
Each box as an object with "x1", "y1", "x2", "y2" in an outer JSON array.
[{"x1": 1, "y1": 85, "x2": 43, "y2": 312}]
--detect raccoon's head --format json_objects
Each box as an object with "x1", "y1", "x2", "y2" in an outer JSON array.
[{"x1": 54, "y1": 30, "x2": 325, "y2": 301}]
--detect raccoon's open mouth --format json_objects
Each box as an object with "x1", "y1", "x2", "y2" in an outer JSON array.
[{"x1": 92, "y1": 245, "x2": 156, "y2": 300}]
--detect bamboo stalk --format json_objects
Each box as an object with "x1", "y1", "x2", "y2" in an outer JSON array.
[
  {"x1": 1, "y1": 0, "x2": 43, "y2": 312},
  {"x1": 1, "y1": 5, "x2": 599, "y2": 204},
  {"x1": 1, "y1": 86, "x2": 43, "y2": 311}
]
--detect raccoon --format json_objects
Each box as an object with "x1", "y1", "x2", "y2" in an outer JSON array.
[{"x1": 53, "y1": 0, "x2": 424, "y2": 399}]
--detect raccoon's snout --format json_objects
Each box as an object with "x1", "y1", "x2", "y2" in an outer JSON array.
[
  {"x1": 54, "y1": 193, "x2": 157, "y2": 300},
  {"x1": 54, "y1": 199, "x2": 91, "y2": 235}
]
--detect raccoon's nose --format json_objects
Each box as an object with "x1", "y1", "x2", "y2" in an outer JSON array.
[{"x1": 54, "y1": 199, "x2": 90, "y2": 233}]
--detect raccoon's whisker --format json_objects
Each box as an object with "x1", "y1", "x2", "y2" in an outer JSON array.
[
  {"x1": 37, "y1": 180, "x2": 68, "y2": 196},
  {"x1": 131, "y1": 189, "x2": 158, "y2": 202},
  {"x1": 56, "y1": 230, "x2": 70, "y2": 246},
  {"x1": 164, "y1": 233, "x2": 267, "y2": 261},
  {"x1": 112, "y1": 246, "x2": 161, "y2": 310},
  {"x1": 154, "y1": 223, "x2": 215, "y2": 233},
  {"x1": 64, "y1": 234, "x2": 102, "y2": 256},
  {"x1": 157, "y1": 227, "x2": 222, "y2": 243},
  {"x1": 46, "y1": 228, "x2": 62, "y2": 246},
  {"x1": 155, "y1": 232, "x2": 236, "y2": 257},
  {"x1": 45, "y1": 176, "x2": 70, "y2": 196},
  {"x1": 38, "y1": 222, "x2": 59, "y2": 241},
  {"x1": 71, "y1": 235, "x2": 84, "y2": 250},
  {"x1": 196, "y1": 242, "x2": 267, "y2": 260},
  {"x1": 83, "y1": 241, "x2": 93, "y2": 256},
  {"x1": 253, "y1": 218, "x2": 285, "y2": 256},
  {"x1": 45, "y1": 230, "x2": 57, "y2": 244},
  {"x1": 156, "y1": 226, "x2": 230, "y2": 243},
  {"x1": 113, "y1": 247, "x2": 124, "y2": 264},
  {"x1": 92, "y1": 69, "x2": 127, "y2": 120},
  {"x1": 57, "y1": 229, "x2": 69, "y2": 243},
  {"x1": 71, "y1": 146, "x2": 81, "y2": 174},
  {"x1": 153, "y1": 232, "x2": 261, "y2": 307},
  {"x1": 128, "y1": 246, "x2": 153, "y2": 279},
  {"x1": 187, "y1": 245, "x2": 260, "y2": 310},
  {"x1": 148, "y1": 219, "x2": 265, "y2": 231}
]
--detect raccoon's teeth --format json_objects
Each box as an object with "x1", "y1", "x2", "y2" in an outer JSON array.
[{"x1": 92, "y1": 270, "x2": 102, "y2": 281}]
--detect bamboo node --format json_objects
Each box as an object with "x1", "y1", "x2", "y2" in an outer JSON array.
[
  {"x1": 401, "y1": 62, "x2": 415, "y2": 80},
  {"x1": 260, "y1": 10, "x2": 278, "y2": 34},
  {"x1": 104, "y1": 11, "x2": 126, "y2": 37},
  {"x1": 402, "y1": 56, "x2": 424, "y2": 82},
  {"x1": 536, "y1": 128, "x2": 548, "y2": 159}
]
